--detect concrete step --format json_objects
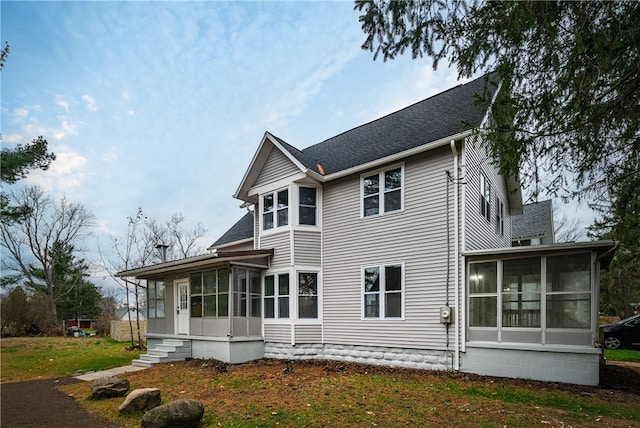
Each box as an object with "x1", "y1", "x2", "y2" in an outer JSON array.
[
  {"x1": 132, "y1": 359, "x2": 154, "y2": 368},
  {"x1": 131, "y1": 338, "x2": 191, "y2": 367}
]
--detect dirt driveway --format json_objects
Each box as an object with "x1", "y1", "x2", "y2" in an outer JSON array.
[{"x1": 1, "y1": 377, "x2": 119, "y2": 428}]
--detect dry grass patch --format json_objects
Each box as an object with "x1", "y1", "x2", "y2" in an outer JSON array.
[{"x1": 61, "y1": 359, "x2": 640, "y2": 428}]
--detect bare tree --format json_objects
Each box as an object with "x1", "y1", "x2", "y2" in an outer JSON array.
[
  {"x1": 100, "y1": 209, "x2": 206, "y2": 348},
  {"x1": 0, "y1": 186, "x2": 95, "y2": 326},
  {"x1": 145, "y1": 213, "x2": 207, "y2": 262},
  {"x1": 552, "y1": 204, "x2": 585, "y2": 243},
  {"x1": 100, "y1": 208, "x2": 154, "y2": 348}
]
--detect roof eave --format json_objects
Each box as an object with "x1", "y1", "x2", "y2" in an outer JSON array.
[
  {"x1": 319, "y1": 130, "x2": 474, "y2": 182},
  {"x1": 116, "y1": 249, "x2": 273, "y2": 279},
  {"x1": 463, "y1": 240, "x2": 617, "y2": 269},
  {"x1": 206, "y1": 237, "x2": 254, "y2": 251}
]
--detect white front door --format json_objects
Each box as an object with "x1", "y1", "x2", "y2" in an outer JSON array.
[{"x1": 176, "y1": 280, "x2": 190, "y2": 335}]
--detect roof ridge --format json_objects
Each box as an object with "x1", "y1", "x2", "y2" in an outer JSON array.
[{"x1": 301, "y1": 73, "x2": 494, "y2": 154}]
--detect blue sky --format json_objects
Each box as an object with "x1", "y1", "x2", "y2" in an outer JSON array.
[{"x1": 1, "y1": 1, "x2": 592, "y2": 295}]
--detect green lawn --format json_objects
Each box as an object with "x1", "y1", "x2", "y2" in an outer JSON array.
[
  {"x1": 0, "y1": 336, "x2": 140, "y2": 382},
  {"x1": 2, "y1": 337, "x2": 639, "y2": 428},
  {"x1": 604, "y1": 348, "x2": 640, "y2": 363}
]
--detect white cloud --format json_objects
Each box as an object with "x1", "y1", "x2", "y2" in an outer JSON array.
[
  {"x1": 25, "y1": 145, "x2": 87, "y2": 191},
  {"x1": 51, "y1": 120, "x2": 78, "y2": 140},
  {"x1": 57, "y1": 95, "x2": 70, "y2": 112},
  {"x1": 82, "y1": 94, "x2": 99, "y2": 111}
]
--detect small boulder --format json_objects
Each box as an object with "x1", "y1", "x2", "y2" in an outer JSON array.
[
  {"x1": 118, "y1": 388, "x2": 162, "y2": 413},
  {"x1": 141, "y1": 399, "x2": 204, "y2": 428},
  {"x1": 89, "y1": 376, "x2": 130, "y2": 400}
]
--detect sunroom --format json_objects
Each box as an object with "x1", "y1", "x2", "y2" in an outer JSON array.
[
  {"x1": 116, "y1": 249, "x2": 273, "y2": 364},
  {"x1": 461, "y1": 240, "x2": 617, "y2": 386}
]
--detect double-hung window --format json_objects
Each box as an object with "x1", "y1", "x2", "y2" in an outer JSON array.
[
  {"x1": 363, "y1": 264, "x2": 403, "y2": 319},
  {"x1": 362, "y1": 166, "x2": 402, "y2": 217},
  {"x1": 263, "y1": 189, "x2": 288, "y2": 230},
  {"x1": 147, "y1": 280, "x2": 165, "y2": 318},
  {"x1": 299, "y1": 187, "x2": 317, "y2": 226},
  {"x1": 264, "y1": 273, "x2": 290, "y2": 319},
  {"x1": 480, "y1": 174, "x2": 491, "y2": 222},
  {"x1": 298, "y1": 272, "x2": 318, "y2": 318}
]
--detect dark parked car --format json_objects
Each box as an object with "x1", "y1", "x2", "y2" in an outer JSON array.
[{"x1": 603, "y1": 314, "x2": 640, "y2": 350}]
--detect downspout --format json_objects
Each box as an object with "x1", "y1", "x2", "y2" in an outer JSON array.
[{"x1": 450, "y1": 140, "x2": 460, "y2": 372}]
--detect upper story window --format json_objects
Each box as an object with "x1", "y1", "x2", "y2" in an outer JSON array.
[
  {"x1": 263, "y1": 189, "x2": 288, "y2": 231},
  {"x1": 363, "y1": 264, "x2": 403, "y2": 319},
  {"x1": 299, "y1": 187, "x2": 317, "y2": 226},
  {"x1": 480, "y1": 174, "x2": 491, "y2": 222},
  {"x1": 147, "y1": 280, "x2": 165, "y2": 318},
  {"x1": 362, "y1": 166, "x2": 403, "y2": 217},
  {"x1": 496, "y1": 198, "x2": 504, "y2": 235}
]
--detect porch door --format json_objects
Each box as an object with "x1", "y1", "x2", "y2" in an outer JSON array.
[{"x1": 176, "y1": 280, "x2": 190, "y2": 335}]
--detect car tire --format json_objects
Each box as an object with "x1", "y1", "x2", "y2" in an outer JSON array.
[{"x1": 604, "y1": 336, "x2": 622, "y2": 349}]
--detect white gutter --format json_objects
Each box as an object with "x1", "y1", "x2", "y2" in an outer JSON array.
[{"x1": 450, "y1": 140, "x2": 460, "y2": 372}]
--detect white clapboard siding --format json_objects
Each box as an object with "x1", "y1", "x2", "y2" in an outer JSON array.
[
  {"x1": 264, "y1": 323, "x2": 291, "y2": 343},
  {"x1": 293, "y1": 230, "x2": 321, "y2": 266},
  {"x1": 294, "y1": 324, "x2": 322, "y2": 344},
  {"x1": 321, "y1": 148, "x2": 458, "y2": 350},
  {"x1": 463, "y1": 134, "x2": 512, "y2": 251},
  {"x1": 260, "y1": 231, "x2": 290, "y2": 269},
  {"x1": 253, "y1": 146, "x2": 299, "y2": 188}
]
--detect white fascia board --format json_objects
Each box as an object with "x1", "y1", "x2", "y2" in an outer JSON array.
[
  {"x1": 463, "y1": 240, "x2": 616, "y2": 257},
  {"x1": 267, "y1": 132, "x2": 309, "y2": 173},
  {"x1": 206, "y1": 237, "x2": 254, "y2": 251},
  {"x1": 320, "y1": 130, "x2": 474, "y2": 182},
  {"x1": 234, "y1": 132, "x2": 273, "y2": 200}
]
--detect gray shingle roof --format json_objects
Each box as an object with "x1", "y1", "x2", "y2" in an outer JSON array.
[
  {"x1": 276, "y1": 73, "x2": 499, "y2": 175},
  {"x1": 511, "y1": 200, "x2": 553, "y2": 240},
  {"x1": 210, "y1": 212, "x2": 254, "y2": 248}
]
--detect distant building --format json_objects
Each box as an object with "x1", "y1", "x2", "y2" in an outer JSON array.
[{"x1": 511, "y1": 200, "x2": 555, "y2": 246}]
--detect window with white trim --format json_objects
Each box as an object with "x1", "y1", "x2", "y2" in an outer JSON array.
[
  {"x1": 480, "y1": 174, "x2": 491, "y2": 222},
  {"x1": 363, "y1": 264, "x2": 403, "y2": 319},
  {"x1": 496, "y1": 198, "x2": 504, "y2": 235},
  {"x1": 299, "y1": 187, "x2": 317, "y2": 226},
  {"x1": 298, "y1": 272, "x2": 318, "y2": 318},
  {"x1": 362, "y1": 166, "x2": 402, "y2": 217},
  {"x1": 264, "y1": 273, "x2": 290, "y2": 319},
  {"x1": 262, "y1": 189, "x2": 288, "y2": 230},
  {"x1": 147, "y1": 280, "x2": 165, "y2": 318}
]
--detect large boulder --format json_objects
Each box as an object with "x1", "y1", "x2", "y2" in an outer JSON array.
[
  {"x1": 141, "y1": 399, "x2": 204, "y2": 428},
  {"x1": 118, "y1": 388, "x2": 162, "y2": 413},
  {"x1": 89, "y1": 376, "x2": 130, "y2": 400}
]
